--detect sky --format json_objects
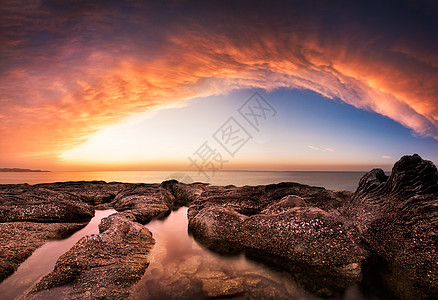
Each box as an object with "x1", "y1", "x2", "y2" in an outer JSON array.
[{"x1": 0, "y1": 0, "x2": 437, "y2": 171}]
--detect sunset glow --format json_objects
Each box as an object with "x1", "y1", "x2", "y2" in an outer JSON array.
[{"x1": 1, "y1": 0, "x2": 437, "y2": 170}]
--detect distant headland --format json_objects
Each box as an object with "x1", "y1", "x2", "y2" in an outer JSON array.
[{"x1": 0, "y1": 168, "x2": 50, "y2": 172}]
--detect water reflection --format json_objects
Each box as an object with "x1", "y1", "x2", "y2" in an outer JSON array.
[
  {"x1": 131, "y1": 207, "x2": 321, "y2": 299},
  {"x1": 0, "y1": 209, "x2": 116, "y2": 300}
]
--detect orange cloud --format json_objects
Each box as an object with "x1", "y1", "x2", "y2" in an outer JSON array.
[{"x1": 1, "y1": 0, "x2": 437, "y2": 168}]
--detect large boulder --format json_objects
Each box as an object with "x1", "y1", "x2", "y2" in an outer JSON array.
[
  {"x1": 112, "y1": 183, "x2": 174, "y2": 224},
  {"x1": 25, "y1": 212, "x2": 155, "y2": 299},
  {"x1": 348, "y1": 154, "x2": 438, "y2": 299},
  {"x1": 35, "y1": 181, "x2": 126, "y2": 207},
  {"x1": 161, "y1": 180, "x2": 207, "y2": 206},
  {"x1": 187, "y1": 182, "x2": 368, "y2": 295},
  {"x1": 0, "y1": 184, "x2": 94, "y2": 222},
  {"x1": 0, "y1": 222, "x2": 86, "y2": 283}
]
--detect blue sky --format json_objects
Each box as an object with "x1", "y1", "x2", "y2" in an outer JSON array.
[
  {"x1": 60, "y1": 88, "x2": 438, "y2": 171},
  {"x1": 2, "y1": 1, "x2": 437, "y2": 170}
]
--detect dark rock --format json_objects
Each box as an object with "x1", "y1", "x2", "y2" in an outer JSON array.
[
  {"x1": 35, "y1": 181, "x2": 126, "y2": 206},
  {"x1": 1, "y1": 154, "x2": 436, "y2": 299},
  {"x1": 262, "y1": 195, "x2": 307, "y2": 214},
  {"x1": 161, "y1": 180, "x2": 207, "y2": 207},
  {"x1": 25, "y1": 212, "x2": 154, "y2": 299},
  {"x1": 186, "y1": 182, "x2": 369, "y2": 294},
  {"x1": 187, "y1": 181, "x2": 346, "y2": 220},
  {"x1": 0, "y1": 221, "x2": 86, "y2": 283},
  {"x1": 0, "y1": 184, "x2": 94, "y2": 222},
  {"x1": 348, "y1": 154, "x2": 438, "y2": 299},
  {"x1": 189, "y1": 205, "x2": 368, "y2": 294},
  {"x1": 112, "y1": 183, "x2": 174, "y2": 224}
]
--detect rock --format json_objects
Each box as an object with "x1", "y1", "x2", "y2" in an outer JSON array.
[
  {"x1": 1, "y1": 154, "x2": 436, "y2": 299},
  {"x1": 25, "y1": 212, "x2": 155, "y2": 299},
  {"x1": 186, "y1": 181, "x2": 368, "y2": 294},
  {"x1": 0, "y1": 184, "x2": 95, "y2": 222},
  {"x1": 262, "y1": 195, "x2": 307, "y2": 214},
  {"x1": 179, "y1": 256, "x2": 202, "y2": 274},
  {"x1": 189, "y1": 204, "x2": 368, "y2": 293},
  {"x1": 35, "y1": 181, "x2": 126, "y2": 206},
  {"x1": 188, "y1": 181, "x2": 346, "y2": 218},
  {"x1": 188, "y1": 206, "x2": 248, "y2": 254},
  {"x1": 200, "y1": 276, "x2": 245, "y2": 298},
  {"x1": 0, "y1": 222, "x2": 87, "y2": 283},
  {"x1": 195, "y1": 270, "x2": 227, "y2": 279},
  {"x1": 348, "y1": 154, "x2": 438, "y2": 299},
  {"x1": 0, "y1": 183, "x2": 95, "y2": 284},
  {"x1": 112, "y1": 184, "x2": 174, "y2": 224},
  {"x1": 161, "y1": 180, "x2": 207, "y2": 207}
]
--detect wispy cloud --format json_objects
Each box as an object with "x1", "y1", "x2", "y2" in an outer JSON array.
[
  {"x1": 308, "y1": 146, "x2": 334, "y2": 152},
  {"x1": 0, "y1": 1, "x2": 437, "y2": 165},
  {"x1": 382, "y1": 155, "x2": 392, "y2": 159}
]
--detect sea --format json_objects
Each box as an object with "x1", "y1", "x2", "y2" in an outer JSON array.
[{"x1": 0, "y1": 170, "x2": 372, "y2": 191}]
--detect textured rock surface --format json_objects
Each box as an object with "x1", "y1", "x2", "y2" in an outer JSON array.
[
  {"x1": 348, "y1": 154, "x2": 438, "y2": 299},
  {"x1": 130, "y1": 206, "x2": 316, "y2": 300},
  {"x1": 35, "y1": 181, "x2": 126, "y2": 208},
  {"x1": 0, "y1": 184, "x2": 94, "y2": 222},
  {"x1": 186, "y1": 182, "x2": 367, "y2": 294},
  {"x1": 0, "y1": 181, "x2": 174, "y2": 290},
  {"x1": 0, "y1": 183, "x2": 96, "y2": 284},
  {"x1": 188, "y1": 182, "x2": 347, "y2": 214},
  {"x1": 0, "y1": 222, "x2": 86, "y2": 283},
  {"x1": 1, "y1": 155, "x2": 437, "y2": 299},
  {"x1": 161, "y1": 180, "x2": 207, "y2": 206},
  {"x1": 188, "y1": 206, "x2": 367, "y2": 294},
  {"x1": 25, "y1": 212, "x2": 154, "y2": 299},
  {"x1": 112, "y1": 183, "x2": 174, "y2": 224}
]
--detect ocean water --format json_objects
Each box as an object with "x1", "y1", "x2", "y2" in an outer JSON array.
[{"x1": 0, "y1": 170, "x2": 370, "y2": 191}]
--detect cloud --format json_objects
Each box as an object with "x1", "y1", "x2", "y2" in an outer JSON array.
[
  {"x1": 0, "y1": 0, "x2": 437, "y2": 165},
  {"x1": 308, "y1": 146, "x2": 334, "y2": 152},
  {"x1": 382, "y1": 155, "x2": 392, "y2": 159}
]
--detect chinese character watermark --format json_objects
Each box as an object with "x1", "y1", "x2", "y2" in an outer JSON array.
[
  {"x1": 183, "y1": 91, "x2": 276, "y2": 182},
  {"x1": 213, "y1": 117, "x2": 252, "y2": 157},
  {"x1": 238, "y1": 92, "x2": 276, "y2": 131},
  {"x1": 187, "y1": 141, "x2": 228, "y2": 181}
]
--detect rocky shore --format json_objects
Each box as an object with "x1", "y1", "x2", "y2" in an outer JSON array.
[{"x1": 0, "y1": 154, "x2": 437, "y2": 299}]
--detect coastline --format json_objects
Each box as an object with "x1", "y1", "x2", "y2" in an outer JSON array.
[{"x1": 0, "y1": 154, "x2": 436, "y2": 299}]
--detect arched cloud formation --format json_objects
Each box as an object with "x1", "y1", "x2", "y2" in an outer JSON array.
[{"x1": 1, "y1": 0, "x2": 437, "y2": 164}]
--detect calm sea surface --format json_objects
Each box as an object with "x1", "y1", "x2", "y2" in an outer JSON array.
[{"x1": 0, "y1": 170, "x2": 373, "y2": 191}]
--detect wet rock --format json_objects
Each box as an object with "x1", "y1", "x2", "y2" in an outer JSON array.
[
  {"x1": 188, "y1": 181, "x2": 346, "y2": 218},
  {"x1": 189, "y1": 205, "x2": 368, "y2": 293},
  {"x1": 0, "y1": 222, "x2": 86, "y2": 283},
  {"x1": 25, "y1": 212, "x2": 154, "y2": 299},
  {"x1": 0, "y1": 184, "x2": 94, "y2": 222},
  {"x1": 161, "y1": 180, "x2": 207, "y2": 207},
  {"x1": 2, "y1": 154, "x2": 436, "y2": 299},
  {"x1": 185, "y1": 181, "x2": 368, "y2": 293},
  {"x1": 262, "y1": 195, "x2": 307, "y2": 214},
  {"x1": 200, "y1": 276, "x2": 245, "y2": 298},
  {"x1": 348, "y1": 154, "x2": 438, "y2": 299},
  {"x1": 179, "y1": 256, "x2": 202, "y2": 275},
  {"x1": 35, "y1": 181, "x2": 126, "y2": 206},
  {"x1": 112, "y1": 184, "x2": 174, "y2": 224},
  {"x1": 145, "y1": 275, "x2": 203, "y2": 300},
  {"x1": 188, "y1": 206, "x2": 248, "y2": 254}
]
